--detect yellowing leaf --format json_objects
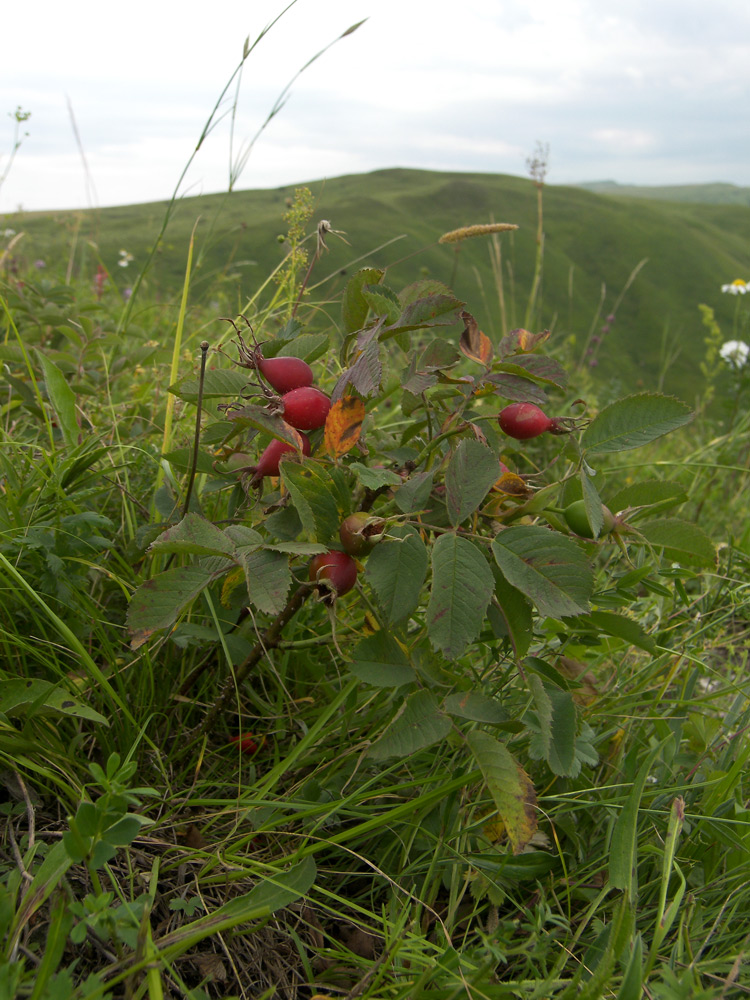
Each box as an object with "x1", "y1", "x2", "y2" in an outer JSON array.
[
  {"x1": 467, "y1": 731, "x2": 538, "y2": 853},
  {"x1": 499, "y1": 327, "x2": 551, "y2": 355},
  {"x1": 220, "y1": 566, "x2": 245, "y2": 607},
  {"x1": 482, "y1": 815, "x2": 507, "y2": 843},
  {"x1": 325, "y1": 396, "x2": 365, "y2": 458},
  {"x1": 492, "y1": 472, "x2": 530, "y2": 497}
]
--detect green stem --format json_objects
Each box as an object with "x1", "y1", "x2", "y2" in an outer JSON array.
[{"x1": 181, "y1": 340, "x2": 209, "y2": 518}]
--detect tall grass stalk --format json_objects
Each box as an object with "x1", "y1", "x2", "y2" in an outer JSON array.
[
  {"x1": 155, "y1": 221, "x2": 198, "y2": 504},
  {"x1": 118, "y1": 6, "x2": 364, "y2": 332}
]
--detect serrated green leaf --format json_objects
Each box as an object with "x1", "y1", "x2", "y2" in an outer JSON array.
[
  {"x1": 418, "y1": 339, "x2": 461, "y2": 371},
  {"x1": 362, "y1": 284, "x2": 401, "y2": 324},
  {"x1": 368, "y1": 689, "x2": 452, "y2": 761},
  {"x1": 606, "y1": 479, "x2": 687, "y2": 515},
  {"x1": 225, "y1": 406, "x2": 310, "y2": 448},
  {"x1": 466, "y1": 731, "x2": 538, "y2": 854},
  {"x1": 580, "y1": 470, "x2": 605, "y2": 538},
  {"x1": 546, "y1": 688, "x2": 577, "y2": 775},
  {"x1": 492, "y1": 526, "x2": 593, "y2": 618},
  {"x1": 238, "y1": 548, "x2": 291, "y2": 614},
  {"x1": 527, "y1": 674, "x2": 553, "y2": 762},
  {"x1": 350, "y1": 632, "x2": 415, "y2": 687},
  {"x1": 398, "y1": 278, "x2": 461, "y2": 306},
  {"x1": 426, "y1": 534, "x2": 494, "y2": 658},
  {"x1": 445, "y1": 440, "x2": 501, "y2": 526},
  {"x1": 443, "y1": 691, "x2": 508, "y2": 724},
  {"x1": 224, "y1": 524, "x2": 264, "y2": 549},
  {"x1": 638, "y1": 517, "x2": 717, "y2": 568},
  {"x1": 395, "y1": 469, "x2": 435, "y2": 513},
  {"x1": 489, "y1": 571, "x2": 534, "y2": 659},
  {"x1": 277, "y1": 332, "x2": 329, "y2": 361},
  {"x1": 127, "y1": 565, "x2": 227, "y2": 648},
  {"x1": 332, "y1": 340, "x2": 383, "y2": 400},
  {"x1": 169, "y1": 368, "x2": 248, "y2": 401},
  {"x1": 365, "y1": 525, "x2": 428, "y2": 624},
  {"x1": 342, "y1": 268, "x2": 385, "y2": 333},
  {"x1": 149, "y1": 513, "x2": 238, "y2": 558},
  {"x1": 578, "y1": 610, "x2": 657, "y2": 654},
  {"x1": 500, "y1": 353, "x2": 569, "y2": 389},
  {"x1": 265, "y1": 541, "x2": 327, "y2": 555},
  {"x1": 394, "y1": 292, "x2": 465, "y2": 330},
  {"x1": 582, "y1": 393, "x2": 692, "y2": 454},
  {"x1": 349, "y1": 462, "x2": 402, "y2": 489},
  {"x1": 0, "y1": 679, "x2": 108, "y2": 726},
  {"x1": 482, "y1": 372, "x2": 548, "y2": 405},
  {"x1": 281, "y1": 460, "x2": 346, "y2": 544}
]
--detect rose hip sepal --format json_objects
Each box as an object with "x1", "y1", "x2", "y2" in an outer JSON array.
[{"x1": 309, "y1": 550, "x2": 358, "y2": 597}]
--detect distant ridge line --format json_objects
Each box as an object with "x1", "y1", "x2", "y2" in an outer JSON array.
[{"x1": 575, "y1": 179, "x2": 750, "y2": 207}]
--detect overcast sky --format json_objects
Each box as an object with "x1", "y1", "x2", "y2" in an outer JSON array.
[{"x1": 2, "y1": 0, "x2": 749, "y2": 214}]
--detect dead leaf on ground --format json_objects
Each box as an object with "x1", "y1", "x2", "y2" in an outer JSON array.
[{"x1": 193, "y1": 953, "x2": 227, "y2": 982}]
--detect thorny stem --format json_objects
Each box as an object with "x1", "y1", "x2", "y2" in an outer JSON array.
[{"x1": 182, "y1": 583, "x2": 314, "y2": 746}]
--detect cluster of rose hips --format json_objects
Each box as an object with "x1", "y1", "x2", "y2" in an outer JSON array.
[
  {"x1": 228, "y1": 330, "x2": 331, "y2": 488},
  {"x1": 309, "y1": 513, "x2": 386, "y2": 600},
  {"x1": 225, "y1": 326, "x2": 388, "y2": 600}
]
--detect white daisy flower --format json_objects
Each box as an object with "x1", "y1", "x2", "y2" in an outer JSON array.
[
  {"x1": 719, "y1": 340, "x2": 750, "y2": 369},
  {"x1": 721, "y1": 279, "x2": 749, "y2": 295}
]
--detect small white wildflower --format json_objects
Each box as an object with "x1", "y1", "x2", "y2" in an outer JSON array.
[
  {"x1": 118, "y1": 249, "x2": 134, "y2": 268},
  {"x1": 719, "y1": 340, "x2": 750, "y2": 369},
  {"x1": 2, "y1": 228, "x2": 16, "y2": 238},
  {"x1": 721, "y1": 279, "x2": 749, "y2": 295}
]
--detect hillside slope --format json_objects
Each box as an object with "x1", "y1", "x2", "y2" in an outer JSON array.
[{"x1": 6, "y1": 168, "x2": 748, "y2": 400}]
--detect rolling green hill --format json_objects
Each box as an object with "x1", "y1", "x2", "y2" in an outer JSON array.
[
  {"x1": 577, "y1": 179, "x2": 750, "y2": 206},
  {"x1": 4, "y1": 168, "x2": 748, "y2": 401}
]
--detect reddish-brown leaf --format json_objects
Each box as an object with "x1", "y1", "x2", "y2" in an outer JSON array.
[
  {"x1": 499, "y1": 327, "x2": 551, "y2": 356},
  {"x1": 459, "y1": 310, "x2": 493, "y2": 365}
]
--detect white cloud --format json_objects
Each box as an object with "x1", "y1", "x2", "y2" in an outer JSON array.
[{"x1": 1, "y1": 0, "x2": 749, "y2": 212}]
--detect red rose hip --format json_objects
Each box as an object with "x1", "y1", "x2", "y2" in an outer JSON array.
[
  {"x1": 280, "y1": 386, "x2": 331, "y2": 431},
  {"x1": 308, "y1": 550, "x2": 358, "y2": 596},
  {"x1": 257, "y1": 355, "x2": 314, "y2": 394},
  {"x1": 249, "y1": 434, "x2": 311, "y2": 485},
  {"x1": 339, "y1": 513, "x2": 385, "y2": 557},
  {"x1": 498, "y1": 402, "x2": 555, "y2": 440}
]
